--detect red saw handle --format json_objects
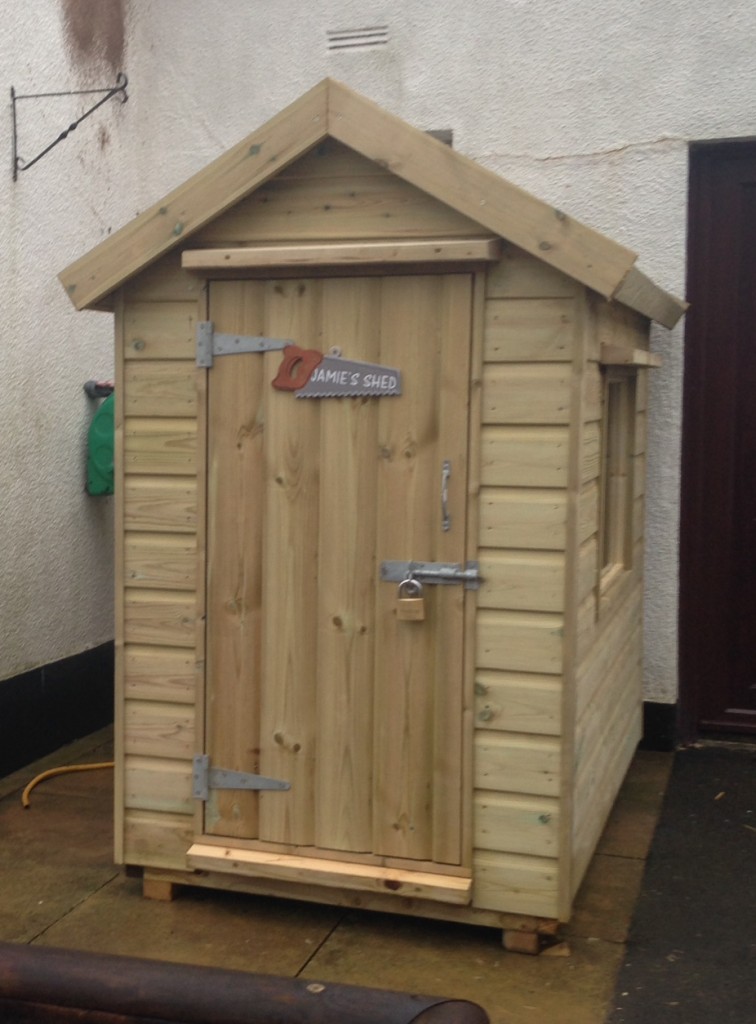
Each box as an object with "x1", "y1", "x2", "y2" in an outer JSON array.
[{"x1": 272, "y1": 346, "x2": 324, "y2": 391}]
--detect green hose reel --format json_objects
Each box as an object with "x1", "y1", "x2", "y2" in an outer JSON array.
[{"x1": 86, "y1": 391, "x2": 114, "y2": 496}]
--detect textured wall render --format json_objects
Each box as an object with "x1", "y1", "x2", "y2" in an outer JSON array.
[
  {"x1": 1, "y1": 2, "x2": 126, "y2": 680},
  {"x1": 4, "y1": 0, "x2": 756, "y2": 701}
]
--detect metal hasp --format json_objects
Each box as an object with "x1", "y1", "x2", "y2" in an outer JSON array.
[
  {"x1": 380, "y1": 561, "x2": 482, "y2": 590},
  {"x1": 196, "y1": 322, "x2": 292, "y2": 368},
  {"x1": 192, "y1": 754, "x2": 290, "y2": 801}
]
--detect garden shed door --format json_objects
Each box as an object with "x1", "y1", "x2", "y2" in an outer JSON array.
[{"x1": 201, "y1": 273, "x2": 473, "y2": 879}]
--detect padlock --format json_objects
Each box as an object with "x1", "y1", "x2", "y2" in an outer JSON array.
[{"x1": 397, "y1": 578, "x2": 425, "y2": 621}]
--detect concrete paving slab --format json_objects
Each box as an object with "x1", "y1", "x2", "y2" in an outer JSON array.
[
  {"x1": 568, "y1": 854, "x2": 647, "y2": 944},
  {"x1": 0, "y1": 740, "x2": 118, "y2": 943},
  {"x1": 0, "y1": 728, "x2": 114, "y2": 803},
  {"x1": 597, "y1": 752, "x2": 674, "y2": 861},
  {"x1": 39, "y1": 873, "x2": 344, "y2": 975},
  {"x1": 0, "y1": 858, "x2": 118, "y2": 944},
  {"x1": 0, "y1": 730, "x2": 675, "y2": 1024},
  {"x1": 299, "y1": 911, "x2": 626, "y2": 1024}
]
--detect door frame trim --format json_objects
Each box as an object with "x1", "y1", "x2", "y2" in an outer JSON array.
[
  {"x1": 195, "y1": 269, "x2": 482, "y2": 866},
  {"x1": 182, "y1": 238, "x2": 501, "y2": 271}
]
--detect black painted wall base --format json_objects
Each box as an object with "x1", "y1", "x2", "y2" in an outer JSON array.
[
  {"x1": 0, "y1": 643, "x2": 114, "y2": 778},
  {"x1": 641, "y1": 700, "x2": 678, "y2": 751}
]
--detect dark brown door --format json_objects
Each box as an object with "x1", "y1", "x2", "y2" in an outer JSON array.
[{"x1": 680, "y1": 141, "x2": 756, "y2": 736}]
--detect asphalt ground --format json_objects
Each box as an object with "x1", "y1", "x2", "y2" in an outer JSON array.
[{"x1": 606, "y1": 742, "x2": 756, "y2": 1023}]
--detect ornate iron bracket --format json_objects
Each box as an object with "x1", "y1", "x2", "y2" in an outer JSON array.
[{"x1": 11, "y1": 72, "x2": 128, "y2": 180}]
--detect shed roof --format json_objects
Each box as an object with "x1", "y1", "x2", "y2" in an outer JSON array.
[{"x1": 59, "y1": 78, "x2": 686, "y2": 328}]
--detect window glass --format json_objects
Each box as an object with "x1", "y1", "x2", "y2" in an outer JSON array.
[{"x1": 599, "y1": 370, "x2": 636, "y2": 586}]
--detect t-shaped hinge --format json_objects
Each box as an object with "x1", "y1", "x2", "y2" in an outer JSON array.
[
  {"x1": 192, "y1": 754, "x2": 291, "y2": 800},
  {"x1": 196, "y1": 322, "x2": 292, "y2": 367}
]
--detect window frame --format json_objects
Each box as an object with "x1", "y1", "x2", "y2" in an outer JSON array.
[{"x1": 598, "y1": 366, "x2": 637, "y2": 596}]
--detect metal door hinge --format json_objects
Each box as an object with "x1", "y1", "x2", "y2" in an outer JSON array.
[
  {"x1": 380, "y1": 560, "x2": 482, "y2": 590},
  {"x1": 192, "y1": 754, "x2": 290, "y2": 801},
  {"x1": 196, "y1": 322, "x2": 292, "y2": 368}
]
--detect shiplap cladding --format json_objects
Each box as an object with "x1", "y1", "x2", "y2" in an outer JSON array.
[
  {"x1": 569, "y1": 299, "x2": 649, "y2": 894},
  {"x1": 472, "y1": 250, "x2": 579, "y2": 919},
  {"x1": 117, "y1": 258, "x2": 204, "y2": 866},
  {"x1": 101, "y1": 128, "x2": 660, "y2": 929}
]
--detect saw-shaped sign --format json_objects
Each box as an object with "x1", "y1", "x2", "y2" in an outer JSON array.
[{"x1": 272, "y1": 345, "x2": 402, "y2": 398}]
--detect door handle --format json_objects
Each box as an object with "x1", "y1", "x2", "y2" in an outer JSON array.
[{"x1": 441, "y1": 460, "x2": 451, "y2": 532}]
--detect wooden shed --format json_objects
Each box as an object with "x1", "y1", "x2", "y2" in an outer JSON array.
[{"x1": 60, "y1": 79, "x2": 685, "y2": 947}]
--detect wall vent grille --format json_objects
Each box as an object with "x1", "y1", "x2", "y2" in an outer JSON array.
[{"x1": 327, "y1": 25, "x2": 389, "y2": 51}]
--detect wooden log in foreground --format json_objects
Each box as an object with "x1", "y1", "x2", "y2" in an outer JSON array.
[{"x1": 0, "y1": 941, "x2": 489, "y2": 1024}]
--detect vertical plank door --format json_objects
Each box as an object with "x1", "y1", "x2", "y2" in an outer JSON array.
[{"x1": 204, "y1": 274, "x2": 473, "y2": 871}]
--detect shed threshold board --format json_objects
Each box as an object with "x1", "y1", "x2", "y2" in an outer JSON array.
[
  {"x1": 187, "y1": 844, "x2": 472, "y2": 905},
  {"x1": 181, "y1": 238, "x2": 501, "y2": 269}
]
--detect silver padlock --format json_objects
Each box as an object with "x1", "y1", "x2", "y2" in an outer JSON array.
[{"x1": 397, "y1": 577, "x2": 425, "y2": 622}]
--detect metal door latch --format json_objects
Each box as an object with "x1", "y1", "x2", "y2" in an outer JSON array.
[
  {"x1": 380, "y1": 561, "x2": 482, "y2": 590},
  {"x1": 192, "y1": 754, "x2": 290, "y2": 801}
]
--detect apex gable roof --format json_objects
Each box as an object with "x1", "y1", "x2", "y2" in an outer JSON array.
[{"x1": 59, "y1": 78, "x2": 685, "y2": 327}]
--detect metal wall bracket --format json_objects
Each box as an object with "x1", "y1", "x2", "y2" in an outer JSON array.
[
  {"x1": 192, "y1": 754, "x2": 290, "y2": 801},
  {"x1": 11, "y1": 74, "x2": 128, "y2": 181},
  {"x1": 196, "y1": 322, "x2": 292, "y2": 367},
  {"x1": 380, "y1": 560, "x2": 482, "y2": 590}
]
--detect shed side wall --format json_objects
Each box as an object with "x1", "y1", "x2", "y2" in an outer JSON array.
[
  {"x1": 118, "y1": 255, "x2": 203, "y2": 867},
  {"x1": 570, "y1": 299, "x2": 650, "y2": 894}
]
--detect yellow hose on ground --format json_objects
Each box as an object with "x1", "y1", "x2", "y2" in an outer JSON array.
[{"x1": 22, "y1": 762, "x2": 114, "y2": 808}]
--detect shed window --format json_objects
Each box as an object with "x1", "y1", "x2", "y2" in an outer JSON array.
[{"x1": 599, "y1": 369, "x2": 636, "y2": 588}]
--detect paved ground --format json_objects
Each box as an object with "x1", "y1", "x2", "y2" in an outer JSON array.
[
  {"x1": 0, "y1": 728, "x2": 673, "y2": 1024},
  {"x1": 607, "y1": 742, "x2": 756, "y2": 1024}
]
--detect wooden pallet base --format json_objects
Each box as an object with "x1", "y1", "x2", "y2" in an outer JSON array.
[
  {"x1": 502, "y1": 929, "x2": 567, "y2": 955},
  {"x1": 142, "y1": 875, "x2": 177, "y2": 902},
  {"x1": 139, "y1": 866, "x2": 561, "y2": 954}
]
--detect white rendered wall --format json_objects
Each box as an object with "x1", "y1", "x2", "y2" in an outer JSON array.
[
  {"x1": 4, "y1": 1, "x2": 755, "y2": 702},
  {"x1": 1, "y1": 3, "x2": 124, "y2": 681}
]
